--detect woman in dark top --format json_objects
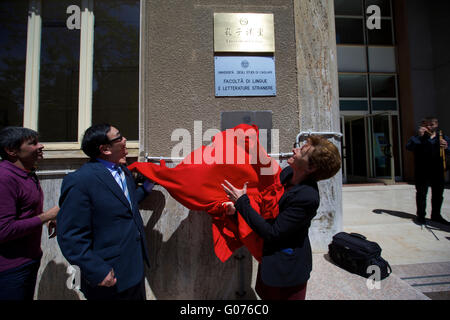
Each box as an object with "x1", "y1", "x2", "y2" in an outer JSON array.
[{"x1": 222, "y1": 135, "x2": 341, "y2": 300}]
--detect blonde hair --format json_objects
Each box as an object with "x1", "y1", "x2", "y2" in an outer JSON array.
[{"x1": 307, "y1": 136, "x2": 342, "y2": 181}]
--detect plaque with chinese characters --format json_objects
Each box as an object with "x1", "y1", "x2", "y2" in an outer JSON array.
[{"x1": 214, "y1": 13, "x2": 275, "y2": 52}]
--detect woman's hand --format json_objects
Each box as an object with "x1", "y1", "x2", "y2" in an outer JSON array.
[
  {"x1": 221, "y1": 180, "x2": 248, "y2": 203},
  {"x1": 222, "y1": 202, "x2": 236, "y2": 216}
]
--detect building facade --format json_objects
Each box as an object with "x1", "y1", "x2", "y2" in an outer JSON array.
[{"x1": 335, "y1": 0, "x2": 449, "y2": 184}]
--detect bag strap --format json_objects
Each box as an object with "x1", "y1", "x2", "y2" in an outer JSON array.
[
  {"x1": 380, "y1": 256, "x2": 392, "y2": 274},
  {"x1": 386, "y1": 260, "x2": 392, "y2": 274},
  {"x1": 349, "y1": 233, "x2": 367, "y2": 240}
]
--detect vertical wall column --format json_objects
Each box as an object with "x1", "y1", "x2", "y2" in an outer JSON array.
[{"x1": 293, "y1": 0, "x2": 342, "y2": 251}]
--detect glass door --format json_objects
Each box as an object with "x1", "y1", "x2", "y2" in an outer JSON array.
[
  {"x1": 343, "y1": 116, "x2": 369, "y2": 182},
  {"x1": 368, "y1": 114, "x2": 395, "y2": 184},
  {"x1": 340, "y1": 116, "x2": 347, "y2": 183},
  {"x1": 342, "y1": 114, "x2": 397, "y2": 184}
]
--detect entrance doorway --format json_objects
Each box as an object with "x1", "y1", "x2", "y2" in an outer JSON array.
[{"x1": 341, "y1": 113, "x2": 401, "y2": 184}]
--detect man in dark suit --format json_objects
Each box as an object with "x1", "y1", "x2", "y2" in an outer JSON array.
[
  {"x1": 223, "y1": 135, "x2": 341, "y2": 300},
  {"x1": 57, "y1": 124, "x2": 154, "y2": 300}
]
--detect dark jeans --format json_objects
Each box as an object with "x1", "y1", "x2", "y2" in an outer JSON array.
[
  {"x1": 0, "y1": 260, "x2": 40, "y2": 300},
  {"x1": 415, "y1": 179, "x2": 444, "y2": 219},
  {"x1": 81, "y1": 277, "x2": 146, "y2": 300}
]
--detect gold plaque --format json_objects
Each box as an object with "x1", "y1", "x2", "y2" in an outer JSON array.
[{"x1": 214, "y1": 13, "x2": 275, "y2": 53}]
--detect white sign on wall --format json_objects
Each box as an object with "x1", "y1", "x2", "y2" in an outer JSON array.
[{"x1": 214, "y1": 56, "x2": 276, "y2": 97}]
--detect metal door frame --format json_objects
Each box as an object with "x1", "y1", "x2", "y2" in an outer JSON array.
[
  {"x1": 341, "y1": 112, "x2": 396, "y2": 184},
  {"x1": 367, "y1": 113, "x2": 395, "y2": 184}
]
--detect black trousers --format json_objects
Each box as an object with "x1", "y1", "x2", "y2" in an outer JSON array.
[
  {"x1": 254, "y1": 265, "x2": 307, "y2": 300},
  {"x1": 415, "y1": 178, "x2": 444, "y2": 219},
  {"x1": 81, "y1": 277, "x2": 146, "y2": 300},
  {"x1": 0, "y1": 260, "x2": 40, "y2": 300}
]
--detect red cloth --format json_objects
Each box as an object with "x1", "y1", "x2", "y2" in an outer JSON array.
[{"x1": 128, "y1": 124, "x2": 285, "y2": 262}]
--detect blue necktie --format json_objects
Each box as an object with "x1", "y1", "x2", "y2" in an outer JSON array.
[{"x1": 115, "y1": 166, "x2": 132, "y2": 207}]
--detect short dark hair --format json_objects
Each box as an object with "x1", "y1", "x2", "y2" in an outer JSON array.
[
  {"x1": 81, "y1": 124, "x2": 112, "y2": 159},
  {"x1": 0, "y1": 126, "x2": 39, "y2": 160},
  {"x1": 421, "y1": 117, "x2": 438, "y2": 125}
]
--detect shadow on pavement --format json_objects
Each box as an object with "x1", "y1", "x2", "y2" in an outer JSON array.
[{"x1": 372, "y1": 209, "x2": 450, "y2": 232}]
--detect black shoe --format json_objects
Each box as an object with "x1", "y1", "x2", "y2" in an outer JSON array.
[
  {"x1": 430, "y1": 216, "x2": 450, "y2": 226},
  {"x1": 414, "y1": 216, "x2": 426, "y2": 225}
]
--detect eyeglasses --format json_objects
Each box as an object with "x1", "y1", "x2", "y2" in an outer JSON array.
[
  {"x1": 293, "y1": 142, "x2": 300, "y2": 148},
  {"x1": 108, "y1": 134, "x2": 123, "y2": 144}
]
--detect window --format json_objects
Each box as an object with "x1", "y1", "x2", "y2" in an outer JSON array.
[
  {"x1": 4, "y1": 0, "x2": 140, "y2": 152},
  {"x1": 0, "y1": 0, "x2": 29, "y2": 129},
  {"x1": 338, "y1": 74, "x2": 368, "y2": 111},
  {"x1": 335, "y1": 18, "x2": 365, "y2": 45},
  {"x1": 370, "y1": 75, "x2": 396, "y2": 98},
  {"x1": 39, "y1": 0, "x2": 80, "y2": 142},
  {"x1": 334, "y1": 0, "x2": 363, "y2": 16},
  {"x1": 334, "y1": 0, "x2": 394, "y2": 46},
  {"x1": 92, "y1": 0, "x2": 140, "y2": 140},
  {"x1": 337, "y1": 46, "x2": 367, "y2": 72},
  {"x1": 366, "y1": 0, "x2": 391, "y2": 17},
  {"x1": 339, "y1": 100, "x2": 368, "y2": 111},
  {"x1": 371, "y1": 75, "x2": 397, "y2": 111},
  {"x1": 335, "y1": 0, "x2": 398, "y2": 114},
  {"x1": 339, "y1": 74, "x2": 368, "y2": 98},
  {"x1": 368, "y1": 47, "x2": 396, "y2": 72},
  {"x1": 367, "y1": 19, "x2": 393, "y2": 45}
]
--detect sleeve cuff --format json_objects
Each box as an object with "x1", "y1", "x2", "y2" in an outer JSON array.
[
  {"x1": 235, "y1": 194, "x2": 250, "y2": 212},
  {"x1": 143, "y1": 180, "x2": 155, "y2": 193},
  {"x1": 30, "y1": 215, "x2": 43, "y2": 228}
]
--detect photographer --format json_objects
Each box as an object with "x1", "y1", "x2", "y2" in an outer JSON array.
[{"x1": 406, "y1": 117, "x2": 450, "y2": 226}]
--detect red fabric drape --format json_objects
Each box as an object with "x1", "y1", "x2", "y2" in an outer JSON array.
[{"x1": 128, "y1": 124, "x2": 285, "y2": 262}]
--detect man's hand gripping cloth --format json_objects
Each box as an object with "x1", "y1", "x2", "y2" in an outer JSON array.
[{"x1": 128, "y1": 124, "x2": 285, "y2": 262}]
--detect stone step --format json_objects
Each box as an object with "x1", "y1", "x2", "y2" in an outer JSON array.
[
  {"x1": 391, "y1": 262, "x2": 450, "y2": 299},
  {"x1": 399, "y1": 273, "x2": 450, "y2": 293}
]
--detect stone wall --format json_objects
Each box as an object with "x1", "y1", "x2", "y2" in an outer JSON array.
[
  {"x1": 140, "y1": 0, "x2": 300, "y2": 157},
  {"x1": 34, "y1": 176, "x2": 84, "y2": 300}
]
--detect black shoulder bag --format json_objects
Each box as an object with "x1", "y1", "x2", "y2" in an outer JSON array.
[{"x1": 328, "y1": 232, "x2": 392, "y2": 280}]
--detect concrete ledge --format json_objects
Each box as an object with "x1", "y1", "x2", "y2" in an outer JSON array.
[
  {"x1": 306, "y1": 254, "x2": 430, "y2": 300},
  {"x1": 343, "y1": 184, "x2": 414, "y2": 192}
]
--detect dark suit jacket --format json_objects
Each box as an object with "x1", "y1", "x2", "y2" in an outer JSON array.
[
  {"x1": 57, "y1": 160, "x2": 150, "y2": 293},
  {"x1": 235, "y1": 166, "x2": 319, "y2": 287},
  {"x1": 406, "y1": 130, "x2": 450, "y2": 182}
]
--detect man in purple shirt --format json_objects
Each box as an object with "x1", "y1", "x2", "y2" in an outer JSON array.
[{"x1": 0, "y1": 126, "x2": 59, "y2": 300}]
